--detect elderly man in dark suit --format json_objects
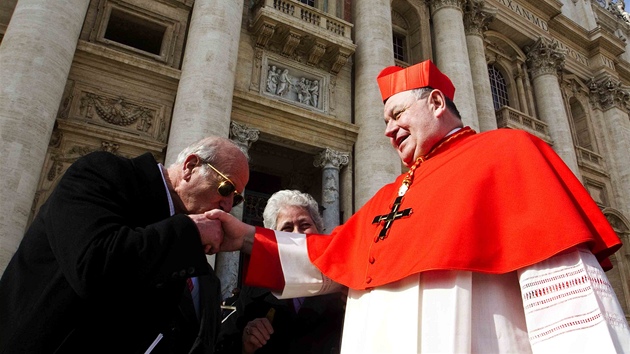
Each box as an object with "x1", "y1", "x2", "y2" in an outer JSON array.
[{"x1": 0, "y1": 136, "x2": 249, "y2": 354}]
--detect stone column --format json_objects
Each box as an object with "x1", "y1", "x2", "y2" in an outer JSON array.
[
  {"x1": 164, "y1": 0, "x2": 244, "y2": 165},
  {"x1": 429, "y1": 0, "x2": 479, "y2": 130},
  {"x1": 0, "y1": 0, "x2": 89, "y2": 274},
  {"x1": 464, "y1": 0, "x2": 497, "y2": 132},
  {"x1": 314, "y1": 148, "x2": 350, "y2": 233},
  {"x1": 353, "y1": 0, "x2": 400, "y2": 208},
  {"x1": 514, "y1": 61, "x2": 530, "y2": 116},
  {"x1": 215, "y1": 122, "x2": 259, "y2": 300},
  {"x1": 588, "y1": 78, "x2": 630, "y2": 218},
  {"x1": 525, "y1": 37, "x2": 580, "y2": 175}
]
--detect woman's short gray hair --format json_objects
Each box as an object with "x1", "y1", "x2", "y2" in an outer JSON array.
[{"x1": 263, "y1": 190, "x2": 324, "y2": 233}]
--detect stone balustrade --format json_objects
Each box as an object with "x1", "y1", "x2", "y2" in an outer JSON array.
[
  {"x1": 255, "y1": 0, "x2": 351, "y2": 40},
  {"x1": 250, "y1": 0, "x2": 356, "y2": 74},
  {"x1": 576, "y1": 145, "x2": 605, "y2": 169},
  {"x1": 495, "y1": 105, "x2": 552, "y2": 143}
]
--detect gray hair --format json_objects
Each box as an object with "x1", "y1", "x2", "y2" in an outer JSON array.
[
  {"x1": 171, "y1": 136, "x2": 248, "y2": 177},
  {"x1": 411, "y1": 87, "x2": 461, "y2": 119},
  {"x1": 263, "y1": 190, "x2": 324, "y2": 233}
]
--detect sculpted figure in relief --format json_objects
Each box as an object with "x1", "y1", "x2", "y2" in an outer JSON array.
[
  {"x1": 266, "y1": 65, "x2": 279, "y2": 94},
  {"x1": 309, "y1": 80, "x2": 319, "y2": 107},
  {"x1": 276, "y1": 69, "x2": 291, "y2": 96},
  {"x1": 297, "y1": 78, "x2": 312, "y2": 105}
]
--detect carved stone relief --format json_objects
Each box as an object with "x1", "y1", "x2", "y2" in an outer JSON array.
[
  {"x1": 30, "y1": 137, "x2": 134, "y2": 223},
  {"x1": 525, "y1": 37, "x2": 566, "y2": 79},
  {"x1": 262, "y1": 58, "x2": 326, "y2": 111},
  {"x1": 464, "y1": 0, "x2": 496, "y2": 37},
  {"x1": 58, "y1": 83, "x2": 168, "y2": 143},
  {"x1": 588, "y1": 76, "x2": 630, "y2": 112},
  {"x1": 79, "y1": 93, "x2": 154, "y2": 131}
]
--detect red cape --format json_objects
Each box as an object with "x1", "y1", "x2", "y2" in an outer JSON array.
[{"x1": 302, "y1": 128, "x2": 621, "y2": 290}]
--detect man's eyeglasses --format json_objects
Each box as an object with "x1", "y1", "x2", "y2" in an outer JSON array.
[{"x1": 205, "y1": 162, "x2": 244, "y2": 207}]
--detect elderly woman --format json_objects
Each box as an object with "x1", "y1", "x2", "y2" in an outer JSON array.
[{"x1": 217, "y1": 190, "x2": 345, "y2": 354}]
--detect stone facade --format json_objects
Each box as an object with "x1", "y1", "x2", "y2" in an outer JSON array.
[{"x1": 0, "y1": 0, "x2": 629, "y2": 321}]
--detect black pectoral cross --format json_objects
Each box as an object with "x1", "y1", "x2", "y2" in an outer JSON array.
[{"x1": 371, "y1": 196, "x2": 412, "y2": 242}]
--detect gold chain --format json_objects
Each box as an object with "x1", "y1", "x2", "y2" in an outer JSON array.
[{"x1": 400, "y1": 127, "x2": 474, "y2": 194}]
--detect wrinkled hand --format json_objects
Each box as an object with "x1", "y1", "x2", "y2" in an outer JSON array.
[
  {"x1": 242, "y1": 318, "x2": 274, "y2": 354},
  {"x1": 188, "y1": 214, "x2": 223, "y2": 254},
  {"x1": 205, "y1": 209, "x2": 256, "y2": 253}
]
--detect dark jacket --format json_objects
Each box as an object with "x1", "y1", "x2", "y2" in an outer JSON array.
[
  {"x1": 0, "y1": 152, "x2": 220, "y2": 353},
  {"x1": 217, "y1": 285, "x2": 345, "y2": 354}
]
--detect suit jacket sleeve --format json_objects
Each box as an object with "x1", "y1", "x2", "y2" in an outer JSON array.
[{"x1": 42, "y1": 151, "x2": 209, "y2": 298}]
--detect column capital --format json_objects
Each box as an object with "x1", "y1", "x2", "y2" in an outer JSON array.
[
  {"x1": 229, "y1": 121, "x2": 260, "y2": 151},
  {"x1": 427, "y1": 0, "x2": 465, "y2": 14},
  {"x1": 464, "y1": 1, "x2": 496, "y2": 37},
  {"x1": 588, "y1": 76, "x2": 630, "y2": 112},
  {"x1": 525, "y1": 37, "x2": 566, "y2": 79},
  {"x1": 313, "y1": 148, "x2": 349, "y2": 169}
]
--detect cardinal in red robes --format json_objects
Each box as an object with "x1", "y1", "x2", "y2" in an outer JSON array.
[{"x1": 209, "y1": 60, "x2": 630, "y2": 353}]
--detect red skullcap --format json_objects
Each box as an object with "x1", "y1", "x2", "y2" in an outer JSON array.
[{"x1": 376, "y1": 60, "x2": 455, "y2": 102}]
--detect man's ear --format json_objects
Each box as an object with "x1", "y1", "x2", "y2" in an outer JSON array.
[
  {"x1": 182, "y1": 154, "x2": 201, "y2": 181},
  {"x1": 428, "y1": 90, "x2": 447, "y2": 116}
]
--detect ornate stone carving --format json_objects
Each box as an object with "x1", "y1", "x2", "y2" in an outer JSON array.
[
  {"x1": 331, "y1": 48, "x2": 351, "y2": 74},
  {"x1": 525, "y1": 37, "x2": 566, "y2": 79},
  {"x1": 49, "y1": 130, "x2": 63, "y2": 148},
  {"x1": 46, "y1": 158, "x2": 64, "y2": 182},
  {"x1": 427, "y1": 0, "x2": 465, "y2": 14},
  {"x1": 101, "y1": 141, "x2": 120, "y2": 153},
  {"x1": 597, "y1": 0, "x2": 630, "y2": 24},
  {"x1": 281, "y1": 30, "x2": 302, "y2": 57},
  {"x1": 587, "y1": 76, "x2": 630, "y2": 111},
  {"x1": 67, "y1": 145, "x2": 97, "y2": 157},
  {"x1": 249, "y1": 0, "x2": 356, "y2": 74},
  {"x1": 255, "y1": 22, "x2": 276, "y2": 48},
  {"x1": 79, "y1": 93, "x2": 154, "y2": 131},
  {"x1": 250, "y1": 48, "x2": 264, "y2": 91},
  {"x1": 313, "y1": 148, "x2": 349, "y2": 169},
  {"x1": 307, "y1": 40, "x2": 327, "y2": 66},
  {"x1": 263, "y1": 63, "x2": 322, "y2": 108},
  {"x1": 329, "y1": 76, "x2": 336, "y2": 113},
  {"x1": 464, "y1": 0, "x2": 496, "y2": 36},
  {"x1": 229, "y1": 121, "x2": 260, "y2": 152},
  {"x1": 57, "y1": 81, "x2": 75, "y2": 119}
]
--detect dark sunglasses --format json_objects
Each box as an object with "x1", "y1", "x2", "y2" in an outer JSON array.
[{"x1": 205, "y1": 163, "x2": 244, "y2": 207}]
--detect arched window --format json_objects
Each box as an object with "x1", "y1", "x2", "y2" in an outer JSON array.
[{"x1": 488, "y1": 65, "x2": 509, "y2": 110}]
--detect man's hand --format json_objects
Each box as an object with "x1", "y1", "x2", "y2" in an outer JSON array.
[
  {"x1": 188, "y1": 214, "x2": 223, "y2": 254},
  {"x1": 242, "y1": 318, "x2": 274, "y2": 354},
  {"x1": 205, "y1": 209, "x2": 256, "y2": 253}
]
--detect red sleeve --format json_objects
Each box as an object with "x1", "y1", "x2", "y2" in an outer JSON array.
[{"x1": 243, "y1": 227, "x2": 285, "y2": 291}]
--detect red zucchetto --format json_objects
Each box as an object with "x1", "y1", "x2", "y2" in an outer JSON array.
[{"x1": 376, "y1": 60, "x2": 455, "y2": 102}]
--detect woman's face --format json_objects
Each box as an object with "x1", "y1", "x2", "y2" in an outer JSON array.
[{"x1": 275, "y1": 205, "x2": 319, "y2": 234}]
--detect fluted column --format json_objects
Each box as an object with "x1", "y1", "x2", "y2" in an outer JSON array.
[
  {"x1": 0, "y1": 0, "x2": 89, "y2": 274},
  {"x1": 464, "y1": 0, "x2": 496, "y2": 132},
  {"x1": 429, "y1": 0, "x2": 479, "y2": 130},
  {"x1": 588, "y1": 78, "x2": 630, "y2": 218},
  {"x1": 164, "y1": 0, "x2": 244, "y2": 164},
  {"x1": 514, "y1": 61, "x2": 530, "y2": 115},
  {"x1": 525, "y1": 37, "x2": 579, "y2": 175},
  {"x1": 314, "y1": 148, "x2": 349, "y2": 233},
  {"x1": 215, "y1": 121, "x2": 259, "y2": 300},
  {"x1": 353, "y1": 0, "x2": 400, "y2": 208}
]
